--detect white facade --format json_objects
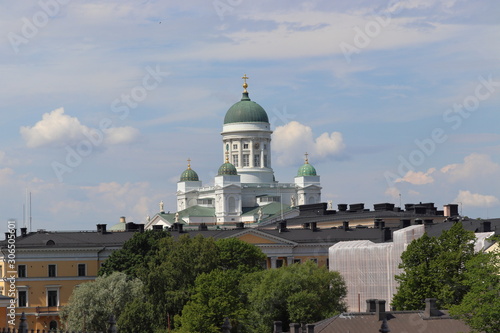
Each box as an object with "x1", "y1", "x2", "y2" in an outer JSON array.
[{"x1": 174, "y1": 87, "x2": 322, "y2": 225}]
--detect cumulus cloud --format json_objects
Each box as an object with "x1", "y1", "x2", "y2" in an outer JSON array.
[
  {"x1": 441, "y1": 153, "x2": 500, "y2": 182},
  {"x1": 272, "y1": 121, "x2": 345, "y2": 165},
  {"x1": 395, "y1": 168, "x2": 436, "y2": 185},
  {"x1": 454, "y1": 190, "x2": 499, "y2": 208},
  {"x1": 20, "y1": 108, "x2": 139, "y2": 148}
]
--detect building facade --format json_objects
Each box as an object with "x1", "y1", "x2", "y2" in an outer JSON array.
[{"x1": 147, "y1": 77, "x2": 322, "y2": 229}]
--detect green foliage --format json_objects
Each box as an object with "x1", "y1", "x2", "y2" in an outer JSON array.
[
  {"x1": 175, "y1": 269, "x2": 249, "y2": 333},
  {"x1": 60, "y1": 272, "x2": 143, "y2": 332},
  {"x1": 392, "y1": 223, "x2": 476, "y2": 310},
  {"x1": 243, "y1": 261, "x2": 347, "y2": 332},
  {"x1": 216, "y1": 237, "x2": 267, "y2": 273},
  {"x1": 117, "y1": 299, "x2": 164, "y2": 333},
  {"x1": 449, "y1": 251, "x2": 500, "y2": 333},
  {"x1": 99, "y1": 230, "x2": 170, "y2": 278}
]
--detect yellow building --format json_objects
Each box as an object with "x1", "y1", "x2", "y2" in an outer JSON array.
[{"x1": 0, "y1": 225, "x2": 135, "y2": 330}]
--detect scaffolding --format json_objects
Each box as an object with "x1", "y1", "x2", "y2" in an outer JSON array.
[{"x1": 329, "y1": 225, "x2": 425, "y2": 312}]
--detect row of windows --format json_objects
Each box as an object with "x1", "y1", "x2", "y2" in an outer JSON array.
[
  {"x1": 17, "y1": 289, "x2": 58, "y2": 307},
  {"x1": 17, "y1": 264, "x2": 87, "y2": 278},
  {"x1": 231, "y1": 143, "x2": 268, "y2": 150},
  {"x1": 233, "y1": 154, "x2": 268, "y2": 167}
]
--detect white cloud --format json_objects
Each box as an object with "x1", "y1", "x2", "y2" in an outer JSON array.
[
  {"x1": 385, "y1": 186, "x2": 400, "y2": 199},
  {"x1": 440, "y1": 153, "x2": 500, "y2": 182},
  {"x1": 103, "y1": 127, "x2": 140, "y2": 145},
  {"x1": 454, "y1": 190, "x2": 499, "y2": 208},
  {"x1": 0, "y1": 151, "x2": 20, "y2": 167},
  {"x1": 79, "y1": 181, "x2": 158, "y2": 223},
  {"x1": 20, "y1": 108, "x2": 86, "y2": 148},
  {"x1": 395, "y1": 168, "x2": 436, "y2": 185},
  {"x1": 20, "y1": 108, "x2": 140, "y2": 148},
  {"x1": 272, "y1": 121, "x2": 345, "y2": 165}
]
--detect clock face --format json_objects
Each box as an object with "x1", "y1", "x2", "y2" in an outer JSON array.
[{"x1": 255, "y1": 143, "x2": 260, "y2": 149}]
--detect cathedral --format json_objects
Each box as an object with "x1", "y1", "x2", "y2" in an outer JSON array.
[{"x1": 146, "y1": 76, "x2": 322, "y2": 228}]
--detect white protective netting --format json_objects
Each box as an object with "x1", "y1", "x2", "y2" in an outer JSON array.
[{"x1": 329, "y1": 225, "x2": 425, "y2": 312}]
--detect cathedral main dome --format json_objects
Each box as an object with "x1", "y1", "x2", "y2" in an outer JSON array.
[{"x1": 223, "y1": 92, "x2": 269, "y2": 124}]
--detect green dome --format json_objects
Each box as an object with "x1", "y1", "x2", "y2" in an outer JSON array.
[
  {"x1": 224, "y1": 92, "x2": 269, "y2": 124},
  {"x1": 297, "y1": 162, "x2": 317, "y2": 177},
  {"x1": 180, "y1": 168, "x2": 199, "y2": 181},
  {"x1": 218, "y1": 162, "x2": 238, "y2": 176}
]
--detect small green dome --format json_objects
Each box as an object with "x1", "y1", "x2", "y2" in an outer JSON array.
[
  {"x1": 297, "y1": 162, "x2": 317, "y2": 176},
  {"x1": 218, "y1": 162, "x2": 238, "y2": 176},
  {"x1": 180, "y1": 161, "x2": 199, "y2": 181},
  {"x1": 224, "y1": 92, "x2": 269, "y2": 124}
]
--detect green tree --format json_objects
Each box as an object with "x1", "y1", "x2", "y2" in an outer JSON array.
[
  {"x1": 175, "y1": 269, "x2": 249, "y2": 333},
  {"x1": 216, "y1": 237, "x2": 267, "y2": 273},
  {"x1": 449, "y1": 250, "x2": 500, "y2": 333},
  {"x1": 99, "y1": 229, "x2": 170, "y2": 278},
  {"x1": 61, "y1": 272, "x2": 143, "y2": 332},
  {"x1": 244, "y1": 261, "x2": 347, "y2": 332},
  {"x1": 392, "y1": 222, "x2": 476, "y2": 310},
  {"x1": 118, "y1": 299, "x2": 160, "y2": 333}
]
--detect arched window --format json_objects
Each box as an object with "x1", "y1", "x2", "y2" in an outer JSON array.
[{"x1": 49, "y1": 320, "x2": 57, "y2": 331}]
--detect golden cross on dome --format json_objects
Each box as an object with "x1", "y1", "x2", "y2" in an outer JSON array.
[
  {"x1": 242, "y1": 74, "x2": 249, "y2": 92},
  {"x1": 304, "y1": 152, "x2": 309, "y2": 164},
  {"x1": 187, "y1": 158, "x2": 191, "y2": 169}
]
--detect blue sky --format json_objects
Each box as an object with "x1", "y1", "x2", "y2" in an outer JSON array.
[{"x1": 1, "y1": 0, "x2": 499, "y2": 231}]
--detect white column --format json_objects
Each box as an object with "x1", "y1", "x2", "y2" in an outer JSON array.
[
  {"x1": 249, "y1": 138, "x2": 254, "y2": 167},
  {"x1": 270, "y1": 256, "x2": 277, "y2": 269}
]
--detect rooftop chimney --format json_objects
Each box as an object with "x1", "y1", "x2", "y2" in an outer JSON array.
[
  {"x1": 278, "y1": 220, "x2": 287, "y2": 233},
  {"x1": 366, "y1": 299, "x2": 377, "y2": 312},
  {"x1": 400, "y1": 219, "x2": 411, "y2": 228},
  {"x1": 138, "y1": 224, "x2": 145, "y2": 233},
  {"x1": 425, "y1": 298, "x2": 441, "y2": 317},
  {"x1": 337, "y1": 204, "x2": 348, "y2": 212},
  {"x1": 178, "y1": 224, "x2": 184, "y2": 233},
  {"x1": 20, "y1": 227, "x2": 28, "y2": 237},
  {"x1": 306, "y1": 324, "x2": 315, "y2": 333},
  {"x1": 375, "y1": 299, "x2": 386, "y2": 321},
  {"x1": 343, "y1": 221, "x2": 349, "y2": 231},
  {"x1": 443, "y1": 204, "x2": 459, "y2": 217},
  {"x1": 96, "y1": 224, "x2": 107, "y2": 234},
  {"x1": 119, "y1": 216, "x2": 126, "y2": 223}
]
